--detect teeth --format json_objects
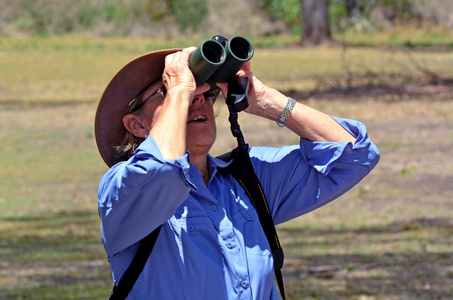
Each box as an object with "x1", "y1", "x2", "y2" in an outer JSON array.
[{"x1": 192, "y1": 115, "x2": 206, "y2": 121}]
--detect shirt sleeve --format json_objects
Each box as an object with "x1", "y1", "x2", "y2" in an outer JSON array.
[
  {"x1": 249, "y1": 116, "x2": 380, "y2": 225},
  {"x1": 97, "y1": 136, "x2": 195, "y2": 256}
]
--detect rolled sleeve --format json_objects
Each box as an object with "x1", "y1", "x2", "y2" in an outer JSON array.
[
  {"x1": 132, "y1": 136, "x2": 196, "y2": 190},
  {"x1": 299, "y1": 116, "x2": 379, "y2": 175},
  {"x1": 252, "y1": 116, "x2": 380, "y2": 224}
]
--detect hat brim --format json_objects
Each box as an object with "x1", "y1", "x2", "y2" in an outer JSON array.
[{"x1": 95, "y1": 48, "x2": 180, "y2": 167}]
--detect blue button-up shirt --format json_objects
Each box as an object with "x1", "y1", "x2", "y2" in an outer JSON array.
[{"x1": 98, "y1": 116, "x2": 379, "y2": 299}]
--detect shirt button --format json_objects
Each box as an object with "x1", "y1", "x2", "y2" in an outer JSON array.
[
  {"x1": 247, "y1": 212, "x2": 253, "y2": 219},
  {"x1": 210, "y1": 205, "x2": 217, "y2": 211},
  {"x1": 226, "y1": 242, "x2": 233, "y2": 249},
  {"x1": 240, "y1": 281, "x2": 249, "y2": 289},
  {"x1": 188, "y1": 225, "x2": 194, "y2": 232}
]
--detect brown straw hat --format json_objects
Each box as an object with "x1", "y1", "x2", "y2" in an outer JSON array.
[{"x1": 95, "y1": 48, "x2": 180, "y2": 167}]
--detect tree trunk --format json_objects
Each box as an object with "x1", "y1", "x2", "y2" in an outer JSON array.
[
  {"x1": 345, "y1": 0, "x2": 357, "y2": 18},
  {"x1": 301, "y1": 0, "x2": 332, "y2": 46}
]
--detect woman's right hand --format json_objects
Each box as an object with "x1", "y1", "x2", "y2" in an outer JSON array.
[{"x1": 162, "y1": 47, "x2": 208, "y2": 104}]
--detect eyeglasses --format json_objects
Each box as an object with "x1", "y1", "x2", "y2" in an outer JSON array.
[
  {"x1": 204, "y1": 88, "x2": 221, "y2": 103},
  {"x1": 127, "y1": 82, "x2": 166, "y2": 113},
  {"x1": 127, "y1": 82, "x2": 221, "y2": 114}
]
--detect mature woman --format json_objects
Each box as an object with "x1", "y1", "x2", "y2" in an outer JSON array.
[{"x1": 95, "y1": 46, "x2": 379, "y2": 299}]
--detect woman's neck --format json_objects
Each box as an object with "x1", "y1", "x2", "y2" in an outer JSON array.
[{"x1": 190, "y1": 153, "x2": 210, "y2": 186}]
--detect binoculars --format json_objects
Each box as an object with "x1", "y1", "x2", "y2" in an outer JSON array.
[{"x1": 189, "y1": 35, "x2": 254, "y2": 112}]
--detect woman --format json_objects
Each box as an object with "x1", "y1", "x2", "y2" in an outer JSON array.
[{"x1": 95, "y1": 47, "x2": 379, "y2": 299}]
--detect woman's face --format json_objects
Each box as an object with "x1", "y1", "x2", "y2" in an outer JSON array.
[
  {"x1": 185, "y1": 91, "x2": 217, "y2": 155},
  {"x1": 128, "y1": 80, "x2": 217, "y2": 156}
]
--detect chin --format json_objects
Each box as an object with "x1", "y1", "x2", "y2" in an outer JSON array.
[{"x1": 187, "y1": 134, "x2": 216, "y2": 154}]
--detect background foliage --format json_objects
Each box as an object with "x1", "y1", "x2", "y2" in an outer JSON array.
[{"x1": 0, "y1": 0, "x2": 451, "y2": 37}]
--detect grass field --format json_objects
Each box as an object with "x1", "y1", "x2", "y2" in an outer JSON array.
[{"x1": 1, "y1": 34, "x2": 452, "y2": 299}]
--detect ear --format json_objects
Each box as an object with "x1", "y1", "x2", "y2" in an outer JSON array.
[{"x1": 123, "y1": 114, "x2": 149, "y2": 138}]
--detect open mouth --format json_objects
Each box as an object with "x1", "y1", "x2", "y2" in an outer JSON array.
[{"x1": 189, "y1": 114, "x2": 207, "y2": 123}]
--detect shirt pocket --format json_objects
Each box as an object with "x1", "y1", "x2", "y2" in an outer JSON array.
[
  {"x1": 232, "y1": 205, "x2": 275, "y2": 291},
  {"x1": 233, "y1": 205, "x2": 272, "y2": 257},
  {"x1": 182, "y1": 216, "x2": 224, "y2": 267}
]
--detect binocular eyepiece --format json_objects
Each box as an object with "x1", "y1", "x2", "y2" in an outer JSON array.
[{"x1": 189, "y1": 35, "x2": 254, "y2": 112}]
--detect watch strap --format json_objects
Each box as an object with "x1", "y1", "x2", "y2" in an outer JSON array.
[{"x1": 276, "y1": 97, "x2": 296, "y2": 127}]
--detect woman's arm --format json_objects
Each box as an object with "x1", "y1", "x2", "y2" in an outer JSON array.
[
  {"x1": 151, "y1": 48, "x2": 209, "y2": 159},
  {"x1": 249, "y1": 117, "x2": 380, "y2": 225},
  {"x1": 215, "y1": 62, "x2": 379, "y2": 224}
]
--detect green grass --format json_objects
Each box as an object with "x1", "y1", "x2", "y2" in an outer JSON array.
[{"x1": 1, "y1": 34, "x2": 453, "y2": 299}]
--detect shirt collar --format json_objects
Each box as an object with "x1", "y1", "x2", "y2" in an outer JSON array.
[{"x1": 207, "y1": 153, "x2": 233, "y2": 179}]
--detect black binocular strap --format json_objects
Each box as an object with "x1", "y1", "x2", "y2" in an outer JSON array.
[{"x1": 218, "y1": 146, "x2": 285, "y2": 300}]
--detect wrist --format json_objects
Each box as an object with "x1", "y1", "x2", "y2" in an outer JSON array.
[
  {"x1": 165, "y1": 86, "x2": 194, "y2": 105},
  {"x1": 252, "y1": 90, "x2": 288, "y2": 120}
]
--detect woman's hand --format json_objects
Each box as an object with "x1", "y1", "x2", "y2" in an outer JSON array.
[
  {"x1": 162, "y1": 47, "x2": 209, "y2": 103},
  {"x1": 216, "y1": 61, "x2": 287, "y2": 119}
]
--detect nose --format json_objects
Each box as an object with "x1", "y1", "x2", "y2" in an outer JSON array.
[{"x1": 192, "y1": 93, "x2": 205, "y2": 104}]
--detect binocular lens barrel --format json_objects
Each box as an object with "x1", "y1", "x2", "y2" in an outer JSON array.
[
  {"x1": 189, "y1": 35, "x2": 254, "y2": 87},
  {"x1": 227, "y1": 36, "x2": 253, "y2": 61},
  {"x1": 201, "y1": 41, "x2": 224, "y2": 64},
  {"x1": 189, "y1": 40, "x2": 225, "y2": 85}
]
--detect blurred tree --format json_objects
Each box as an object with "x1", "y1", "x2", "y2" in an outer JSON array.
[{"x1": 301, "y1": 0, "x2": 332, "y2": 45}]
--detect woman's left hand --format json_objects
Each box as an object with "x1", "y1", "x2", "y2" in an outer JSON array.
[{"x1": 216, "y1": 61, "x2": 288, "y2": 119}]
